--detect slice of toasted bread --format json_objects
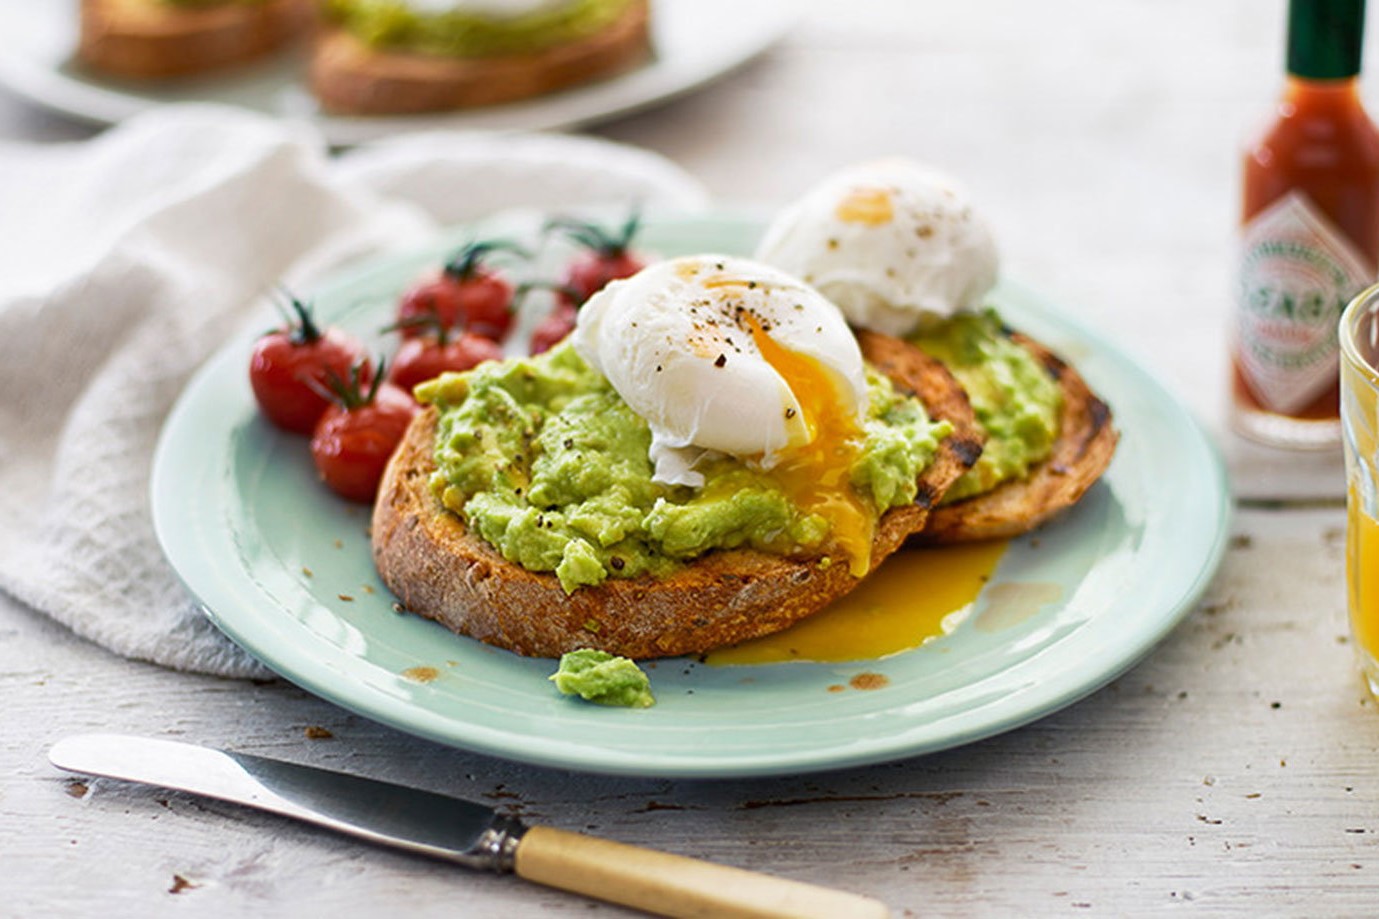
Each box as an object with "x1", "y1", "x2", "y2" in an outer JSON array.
[
  {"x1": 913, "y1": 333, "x2": 1118, "y2": 544},
  {"x1": 309, "y1": 0, "x2": 651, "y2": 115},
  {"x1": 371, "y1": 332, "x2": 982, "y2": 660},
  {"x1": 78, "y1": 0, "x2": 313, "y2": 81}
]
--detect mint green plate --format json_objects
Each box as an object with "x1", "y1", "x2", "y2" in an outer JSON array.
[{"x1": 151, "y1": 212, "x2": 1230, "y2": 778}]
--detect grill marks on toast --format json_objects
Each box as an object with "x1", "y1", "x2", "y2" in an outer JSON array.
[{"x1": 914, "y1": 333, "x2": 1119, "y2": 544}]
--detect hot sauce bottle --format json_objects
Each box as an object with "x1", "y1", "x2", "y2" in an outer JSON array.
[{"x1": 1232, "y1": 0, "x2": 1379, "y2": 448}]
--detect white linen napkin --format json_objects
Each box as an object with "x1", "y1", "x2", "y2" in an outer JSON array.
[{"x1": 0, "y1": 105, "x2": 707, "y2": 679}]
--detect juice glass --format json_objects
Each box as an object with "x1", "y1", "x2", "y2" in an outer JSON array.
[{"x1": 1341, "y1": 283, "x2": 1379, "y2": 696}]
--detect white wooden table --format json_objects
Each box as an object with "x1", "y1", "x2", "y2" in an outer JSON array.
[{"x1": 5, "y1": 2, "x2": 1378, "y2": 915}]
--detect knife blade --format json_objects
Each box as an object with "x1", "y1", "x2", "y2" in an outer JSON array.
[{"x1": 49, "y1": 734, "x2": 889, "y2": 919}]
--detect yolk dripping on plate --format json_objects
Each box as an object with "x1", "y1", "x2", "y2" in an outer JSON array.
[
  {"x1": 745, "y1": 313, "x2": 874, "y2": 577},
  {"x1": 706, "y1": 539, "x2": 1009, "y2": 665}
]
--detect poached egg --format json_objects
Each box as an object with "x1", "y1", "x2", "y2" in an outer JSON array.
[
  {"x1": 573, "y1": 254, "x2": 876, "y2": 575},
  {"x1": 755, "y1": 158, "x2": 999, "y2": 336}
]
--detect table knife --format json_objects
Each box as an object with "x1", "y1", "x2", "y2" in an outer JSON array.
[{"x1": 49, "y1": 734, "x2": 888, "y2": 919}]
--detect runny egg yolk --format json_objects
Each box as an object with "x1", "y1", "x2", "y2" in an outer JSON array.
[{"x1": 745, "y1": 315, "x2": 875, "y2": 576}]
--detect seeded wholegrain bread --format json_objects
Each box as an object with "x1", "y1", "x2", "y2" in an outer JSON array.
[
  {"x1": 78, "y1": 0, "x2": 313, "y2": 80},
  {"x1": 310, "y1": 0, "x2": 651, "y2": 115},
  {"x1": 914, "y1": 333, "x2": 1118, "y2": 544},
  {"x1": 371, "y1": 331, "x2": 982, "y2": 659}
]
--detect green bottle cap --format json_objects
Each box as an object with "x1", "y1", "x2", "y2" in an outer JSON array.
[{"x1": 1288, "y1": 0, "x2": 1366, "y2": 79}]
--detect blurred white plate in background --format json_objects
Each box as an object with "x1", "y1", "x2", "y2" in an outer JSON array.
[{"x1": 0, "y1": 0, "x2": 796, "y2": 144}]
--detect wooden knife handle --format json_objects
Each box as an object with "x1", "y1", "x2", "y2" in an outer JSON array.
[{"x1": 513, "y1": 825, "x2": 890, "y2": 918}]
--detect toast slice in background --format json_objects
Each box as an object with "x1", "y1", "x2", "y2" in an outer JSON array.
[
  {"x1": 371, "y1": 331, "x2": 982, "y2": 660},
  {"x1": 310, "y1": 0, "x2": 651, "y2": 114},
  {"x1": 913, "y1": 333, "x2": 1118, "y2": 544},
  {"x1": 78, "y1": 0, "x2": 314, "y2": 80}
]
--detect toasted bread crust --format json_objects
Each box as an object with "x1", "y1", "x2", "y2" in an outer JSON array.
[
  {"x1": 309, "y1": 0, "x2": 651, "y2": 115},
  {"x1": 371, "y1": 333, "x2": 981, "y2": 659},
  {"x1": 914, "y1": 333, "x2": 1119, "y2": 544},
  {"x1": 78, "y1": 0, "x2": 313, "y2": 80}
]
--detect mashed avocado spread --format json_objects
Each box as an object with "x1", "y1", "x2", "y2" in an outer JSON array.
[
  {"x1": 909, "y1": 309, "x2": 1062, "y2": 503},
  {"x1": 324, "y1": 0, "x2": 634, "y2": 57},
  {"x1": 550, "y1": 649, "x2": 653, "y2": 707},
  {"x1": 416, "y1": 342, "x2": 951, "y2": 593}
]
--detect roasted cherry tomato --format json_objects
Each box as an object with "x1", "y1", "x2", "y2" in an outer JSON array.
[
  {"x1": 529, "y1": 302, "x2": 579, "y2": 355},
  {"x1": 544, "y1": 210, "x2": 648, "y2": 305},
  {"x1": 310, "y1": 362, "x2": 417, "y2": 504},
  {"x1": 249, "y1": 294, "x2": 370, "y2": 435},
  {"x1": 395, "y1": 240, "x2": 525, "y2": 342},
  {"x1": 388, "y1": 327, "x2": 504, "y2": 392}
]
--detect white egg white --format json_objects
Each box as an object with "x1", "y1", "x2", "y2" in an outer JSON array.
[
  {"x1": 572, "y1": 254, "x2": 867, "y2": 486},
  {"x1": 755, "y1": 158, "x2": 999, "y2": 336}
]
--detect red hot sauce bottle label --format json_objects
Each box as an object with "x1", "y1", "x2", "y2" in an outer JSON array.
[{"x1": 1236, "y1": 190, "x2": 1374, "y2": 414}]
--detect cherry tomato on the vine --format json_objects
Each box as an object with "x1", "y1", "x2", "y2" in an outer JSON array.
[
  {"x1": 544, "y1": 210, "x2": 648, "y2": 305},
  {"x1": 395, "y1": 240, "x2": 525, "y2": 343},
  {"x1": 388, "y1": 328, "x2": 504, "y2": 392},
  {"x1": 249, "y1": 294, "x2": 370, "y2": 435},
  {"x1": 562, "y1": 248, "x2": 646, "y2": 306},
  {"x1": 529, "y1": 302, "x2": 579, "y2": 355},
  {"x1": 310, "y1": 362, "x2": 417, "y2": 504}
]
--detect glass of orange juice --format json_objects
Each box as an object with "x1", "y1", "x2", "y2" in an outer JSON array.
[{"x1": 1342, "y1": 283, "x2": 1379, "y2": 696}]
